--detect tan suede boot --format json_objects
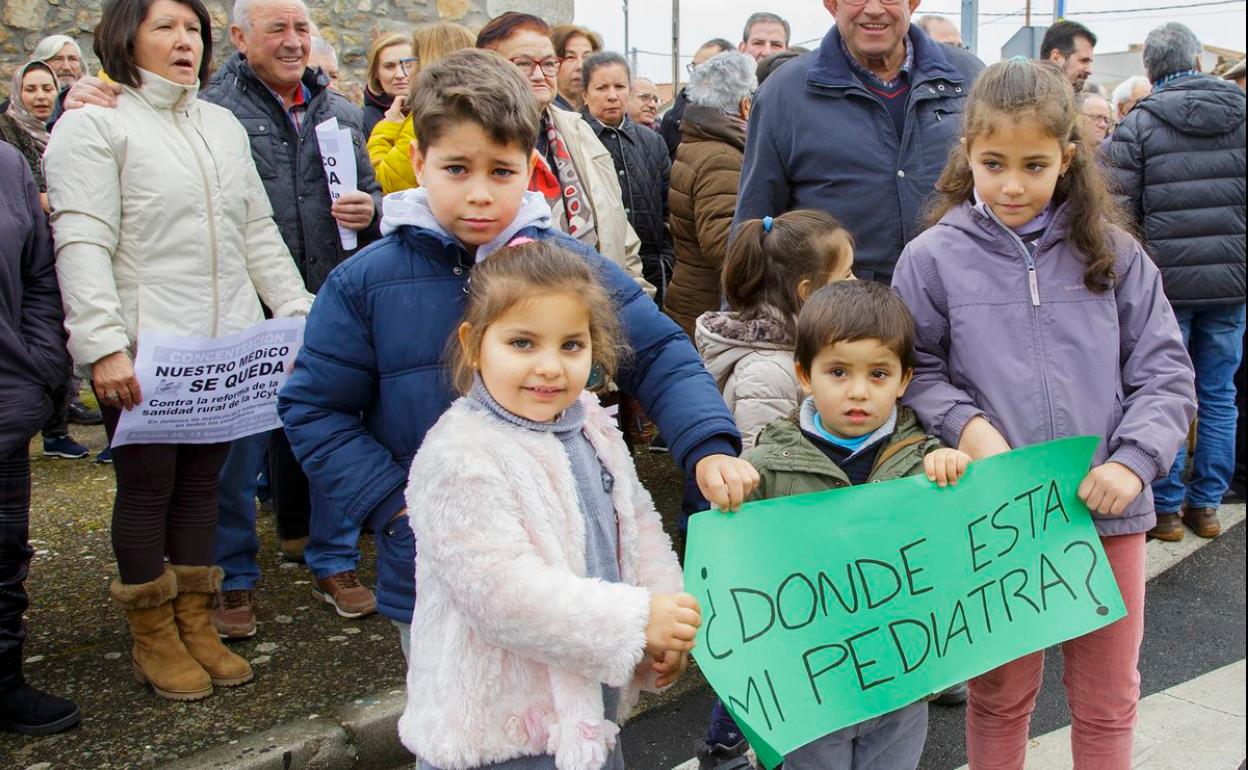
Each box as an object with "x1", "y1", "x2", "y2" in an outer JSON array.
[
  {"x1": 110, "y1": 568, "x2": 212, "y2": 701},
  {"x1": 170, "y1": 565, "x2": 254, "y2": 687}
]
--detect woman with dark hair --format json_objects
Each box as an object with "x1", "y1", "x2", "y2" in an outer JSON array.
[
  {"x1": 0, "y1": 61, "x2": 57, "y2": 206},
  {"x1": 476, "y1": 12, "x2": 651, "y2": 295},
  {"x1": 43, "y1": 0, "x2": 313, "y2": 701},
  {"x1": 0, "y1": 145, "x2": 80, "y2": 736},
  {"x1": 580, "y1": 50, "x2": 674, "y2": 304}
]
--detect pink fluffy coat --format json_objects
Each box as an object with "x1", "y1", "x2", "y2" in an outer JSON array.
[{"x1": 398, "y1": 393, "x2": 686, "y2": 770}]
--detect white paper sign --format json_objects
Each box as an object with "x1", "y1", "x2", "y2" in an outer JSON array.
[
  {"x1": 111, "y1": 318, "x2": 306, "y2": 447},
  {"x1": 314, "y1": 116, "x2": 359, "y2": 250}
]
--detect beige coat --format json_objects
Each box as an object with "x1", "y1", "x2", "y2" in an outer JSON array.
[
  {"x1": 44, "y1": 70, "x2": 313, "y2": 368},
  {"x1": 547, "y1": 106, "x2": 653, "y2": 296}
]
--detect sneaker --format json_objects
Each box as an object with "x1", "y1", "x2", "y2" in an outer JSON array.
[
  {"x1": 42, "y1": 435, "x2": 89, "y2": 459},
  {"x1": 1148, "y1": 512, "x2": 1184, "y2": 542},
  {"x1": 212, "y1": 589, "x2": 257, "y2": 640},
  {"x1": 67, "y1": 401, "x2": 103, "y2": 425},
  {"x1": 313, "y1": 570, "x2": 376, "y2": 618},
  {"x1": 929, "y1": 681, "x2": 968, "y2": 706},
  {"x1": 648, "y1": 434, "x2": 669, "y2": 454},
  {"x1": 696, "y1": 738, "x2": 751, "y2": 770},
  {"x1": 1181, "y1": 505, "x2": 1221, "y2": 539},
  {"x1": 94, "y1": 446, "x2": 113, "y2": 464},
  {"x1": 0, "y1": 682, "x2": 81, "y2": 735}
]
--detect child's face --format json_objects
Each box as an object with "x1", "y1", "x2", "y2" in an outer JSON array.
[
  {"x1": 965, "y1": 118, "x2": 1076, "y2": 229},
  {"x1": 795, "y1": 338, "x2": 912, "y2": 439},
  {"x1": 463, "y1": 290, "x2": 593, "y2": 423},
  {"x1": 411, "y1": 121, "x2": 534, "y2": 253}
]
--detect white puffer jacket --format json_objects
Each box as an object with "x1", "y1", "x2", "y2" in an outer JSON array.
[
  {"x1": 399, "y1": 393, "x2": 684, "y2": 770},
  {"x1": 695, "y1": 309, "x2": 802, "y2": 450},
  {"x1": 44, "y1": 70, "x2": 313, "y2": 368}
]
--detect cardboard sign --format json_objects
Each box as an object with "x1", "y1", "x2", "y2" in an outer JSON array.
[{"x1": 684, "y1": 436, "x2": 1124, "y2": 767}]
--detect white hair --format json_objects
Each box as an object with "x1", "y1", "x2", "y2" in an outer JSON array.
[
  {"x1": 310, "y1": 36, "x2": 335, "y2": 59},
  {"x1": 687, "y1": 51, "x2": 757, "y2": 114},
  {"x1": 1142, "y1": 22, "x2": 1201, "y2": 82},
  {"x1": 1111, "y1": 76, "x2": 1151, "y2": 113},
  {"x1": 32, "y1": 34, "x2": 80, "y2": 62},
  {"x1": 232, "y1": 0, "x2": 309, "y2": 33}
]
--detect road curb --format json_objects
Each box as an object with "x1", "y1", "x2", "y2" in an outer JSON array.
[{"x1": 162, "y1": 690, "x2": 408, "y2": 770}]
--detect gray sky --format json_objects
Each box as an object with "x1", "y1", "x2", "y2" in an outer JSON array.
[{"x1": 572, "y1": 0, "x2": 1247, "y2": 85}]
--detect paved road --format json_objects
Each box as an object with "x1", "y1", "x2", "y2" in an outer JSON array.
[{"x1": 621, "y1": 519, "x2": 1247, "y2": 769}]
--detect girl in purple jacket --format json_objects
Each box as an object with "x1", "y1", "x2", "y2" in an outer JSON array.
[{"x1": 892, "y1": 60, "x2": 1196, "y2": 769}]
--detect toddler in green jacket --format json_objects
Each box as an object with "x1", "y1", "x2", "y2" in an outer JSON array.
[{"x1": 743, "y1": 280, "x2": 972, "y2": 769}]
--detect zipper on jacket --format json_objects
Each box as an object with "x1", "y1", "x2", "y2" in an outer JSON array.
[
  {"x1": 175, "y1": 106, "x2": 222, "y2": 335},
  {"x1": 980, "y1": 205, "x2": 1058, "y2": 440}
]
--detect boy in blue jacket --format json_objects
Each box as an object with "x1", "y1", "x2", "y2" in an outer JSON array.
[{"x1": 278, "y1": 49, "x2": 756, "y2": 641}]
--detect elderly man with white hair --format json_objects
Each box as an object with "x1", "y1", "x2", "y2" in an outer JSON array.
[
  {"x1": 66, "y1": 0, "x2": 385, "y2": 636},
  {"x1": 0, "y1": 35, "x2": 84, "y2": 126},
  {"x1": 1108, "y1": 21, "x2": 1247, "y2": 542},
  {"x1": 1111, "y1": 75, "x2": 1151, "y2": 121}
]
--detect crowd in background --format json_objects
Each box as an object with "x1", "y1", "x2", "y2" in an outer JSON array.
[{"x1": 0, "y1": 2, "x2": 1244, "y2": 770}]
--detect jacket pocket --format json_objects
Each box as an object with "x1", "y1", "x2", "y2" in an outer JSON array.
[{"x1": 236, "y1": 117, "x2": 280, "y2": 180}]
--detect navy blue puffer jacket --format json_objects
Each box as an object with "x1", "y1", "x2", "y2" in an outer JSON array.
[{"x1": 1106, "y1": 74, "x2": 1246, "y2": 307}]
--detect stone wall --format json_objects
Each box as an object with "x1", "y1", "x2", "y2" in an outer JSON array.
[{"x1": 0, "y1": 0, "x2": 572, "y2": 102}]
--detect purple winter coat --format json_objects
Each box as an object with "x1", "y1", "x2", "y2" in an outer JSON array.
[
  {"x1": 0, "y1": 142, "x2": 68, "y2": 454},
  {"x1": 892, "y1": 200, "x2": 1196, "y2": 536}
]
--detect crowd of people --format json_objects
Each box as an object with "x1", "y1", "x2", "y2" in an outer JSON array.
[{"x1": 0, "y1": 2, "x2": 1243, "y2": 770}]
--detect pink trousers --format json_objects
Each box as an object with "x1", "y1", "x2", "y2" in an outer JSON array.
[{"x1": 966, "y1": 533, "x2": 1146, "y2": 770}]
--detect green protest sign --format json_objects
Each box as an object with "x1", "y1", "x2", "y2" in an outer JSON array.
[{"x1": 683, "y1": 436, "x2": 1125, "y2": 768}]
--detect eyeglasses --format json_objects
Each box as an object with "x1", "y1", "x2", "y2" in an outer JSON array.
[
  {"x1": 398, "y1": 57, "x2": 418, "y2": 74},
  {"x1": 685, "y1": 61, "x2": 698, "y2": 73},
  {"x1": 1082, "y1": 113, "x2": 1112, "y2": 127},
  {"x1": 509, "y1": 56, "x2": 561, "y2": 77},
  {"x1": 841, "y1": 0, "x2": 904, "y2": 5},
  {"x1": 634, "y1": 93, "x2": 660, "y2": 104}
]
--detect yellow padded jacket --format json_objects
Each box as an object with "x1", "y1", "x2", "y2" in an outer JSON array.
[{"x1": 367, "y1": 115, "x2": 417, "y2": 195}]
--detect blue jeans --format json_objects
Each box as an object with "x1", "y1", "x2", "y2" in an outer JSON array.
[
  {"x1": 305, "y1": 483, "x2": 362, "y2": 580},
  {"x1": 214, "y1": 431, "x2": 269, "y2": 591},
  {"x1": 1153, "y1": 304, "x2": 1246, "y2": 512}
]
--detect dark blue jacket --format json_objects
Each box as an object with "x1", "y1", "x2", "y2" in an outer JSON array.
[
  {"x1": 278, "y1": 189, "x2": 740, "y2": 620},
  {"x1": 0, "y1": 143, "x2": 67, "y2": 454},
  {"x1": 1106, "y1": 74, "x2": 1246, "y2": 307},
  {"x1": 734, "y1": 25, "x2": 983, "y2": 283},
  {"x1": 202, "y1": 54, "x2": 383, "y2": 293}
]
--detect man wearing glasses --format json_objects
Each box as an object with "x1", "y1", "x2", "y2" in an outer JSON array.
[
  {"x1": 629, "y1": 77, "x2": 662, "y2": 129},
  {"x1": 735, "y1": 0, "x2": 983, "y2": 287}
]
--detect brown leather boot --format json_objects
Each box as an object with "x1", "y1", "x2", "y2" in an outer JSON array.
[
  {"x1": 170, "y1": 566, "x2": 254, "y2": 687},
  {"x1": 1181, "y1": 505, "x2": 1222, "y2": 539},
  {"x1": 1148, "y1": 512, "x2": 1184, "y2": 542},
  {"x1": 110, "y1": 568, "x2": 212, "y2": 701}
]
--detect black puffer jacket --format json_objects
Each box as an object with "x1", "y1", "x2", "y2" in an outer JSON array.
[
  {"x1": 1107, "y1": 74, "x2": 1246, "y2": 307},
  {"x1": 581, "y1": 111, "x2": 675, "y2": 297},
  {"x1": 202, "y1": 54, "x2": 383, "y2": 293},
  {"x1": 0, "y1": 143, "x2": 67, "y2": 454}
]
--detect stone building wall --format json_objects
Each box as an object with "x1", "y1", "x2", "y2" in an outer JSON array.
[{"x1": 0, "y1": 0, "x2": 572, "y2": 102}]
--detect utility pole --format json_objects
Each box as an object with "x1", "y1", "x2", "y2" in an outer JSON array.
[
  {"x1": 961, "y1": 0, "x2": 978, "y2": 56},
  {"x1": 672, "y1": 0, "x2": 680, "y2": 93},
  {"x1": 623, "y1": 0, "x2": 630, "y2": 65},
  {"x1": 630, "y1": 47, "x2": 639, "y2": 74},
  {"x1": 1026, "y1": 0, "x2": 1032, "y2": 26}
]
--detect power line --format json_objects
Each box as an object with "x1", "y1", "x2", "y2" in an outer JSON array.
[{"x1": 1066, "y1": 0, "x2": 1243, "y2": 13}]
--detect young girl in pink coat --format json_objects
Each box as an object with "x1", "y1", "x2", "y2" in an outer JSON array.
[{"x1": 399, "y1": 240, "x2": 701, "y2": 770}]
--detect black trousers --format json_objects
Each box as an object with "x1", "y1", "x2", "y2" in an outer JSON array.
[
  {"x1": 268, "y1": 428, "x2": 310, "y2": 542},
  {"x1": 39, "y1": 379, "x2": 70, "y2": 439},
  {"x1": 0, "y1": 446, "x2": 32, "y2": 689},
  {"x1": 102, "y1": 406, "x2": 230, "y2": 584}
]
